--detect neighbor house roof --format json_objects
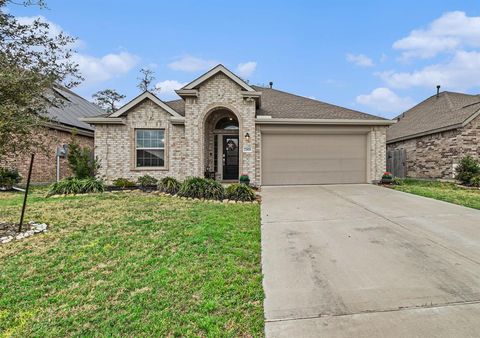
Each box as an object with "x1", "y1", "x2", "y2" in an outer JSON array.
[
  {"x1": 46, "y1": 86, "x2": 105, "y2": 132},
  {"x1": 387, "y1": 91, "x2": 480, "y2": 143}
]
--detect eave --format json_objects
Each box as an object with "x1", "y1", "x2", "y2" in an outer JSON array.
[{"x1": 255, "y1": 117, "x2": 395, "y2": 126}]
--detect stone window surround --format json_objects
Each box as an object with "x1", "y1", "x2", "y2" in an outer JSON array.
[{"x1": 130, "y1": 127, "x2": 170, "y2": 171}]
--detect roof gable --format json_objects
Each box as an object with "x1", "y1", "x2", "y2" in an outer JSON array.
[
  {"x1": 109, "y1": 91, "x2": 182, "y2": 118},
  {"x1": 181, "y1": 64, "x2": 255, "y2": 92}
]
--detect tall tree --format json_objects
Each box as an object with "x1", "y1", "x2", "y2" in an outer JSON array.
[
  {"x1": 0, "y1": 0, "x2": 82, "y2": 159},
  {"x1": 92, "y1": 89, "x2": 125, "y2": 113},
  {"x1": 137, "y1": 68, "x2": 155, "y2": 92}
]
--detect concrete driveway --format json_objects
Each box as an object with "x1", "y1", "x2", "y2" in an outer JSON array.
[{"x1": 261, "y1": 184, "x2": 480, "y2": 337}]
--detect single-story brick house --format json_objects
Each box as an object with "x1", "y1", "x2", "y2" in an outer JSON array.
[
  {"x1": 82, "y1": 65, "x2": 393, "y2": 186},
  {"x1": 387, "y1": 90, "x2": 480, "y2": 179},
  {"x1": 1, "y1": 86, "x2": 103, "y2": 183}
]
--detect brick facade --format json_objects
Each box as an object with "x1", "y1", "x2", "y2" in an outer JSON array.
[
  {"x1": 95, "y1": 99, "x2": 187, "y2": 184},
  {"x1": 387, "y1": 115, "x2": 480, "y2": 179},
  {"x1": 1, "y1": 127, "x2": 93, "y2": 183},
  {"x1": 93, "y1": 72, "x2": 388, "y2": 185}
]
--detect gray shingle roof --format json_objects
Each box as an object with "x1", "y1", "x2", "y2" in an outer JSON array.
[
  {"x1": 46, "y1": 86, "x2": 105, "y2": 131},
  {"x1": 162, "y1": 86, "x2": 384, "y2": 120},
  {"x1": 251, "y1": 86, "x2": 385, "y2": 120},
  {"x1": 386, "y1": 91, "x2": 480, "y2": 142}
]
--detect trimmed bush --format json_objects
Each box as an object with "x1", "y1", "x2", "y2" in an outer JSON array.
[
  {"x1": 203, "y1": 179, "x2": 225, "y2": 200},
  {"x1": 225, "y1": 183, "x2": 256, "y2": 202},
  {"x1": 455, "y1": 156, "x2": 480, "y2": 185},
  {"x1": 159, "y1": 177, "x2": 181, "y2": 195},
  {"x1": 0, "y1": 167, "x2": 22, "y2": 189},
  {"x1": 113, "y1": 178, "x2": 136, "y2": 188},
  {"x1": 48, "y1": 177, "x2": 105, "y2": 196},
  {"x1": 137, "y1": 174, "x2": 158, "y2": 187},
  {"x1": 67, "y1": 134, "x2": 100, "y2": 179}
]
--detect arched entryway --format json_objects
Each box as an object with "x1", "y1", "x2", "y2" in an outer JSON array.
[{"x1": 203, "y1": 108, "x2": 240, "y2": 181}]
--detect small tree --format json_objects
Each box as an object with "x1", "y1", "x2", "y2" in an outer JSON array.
[
  {"x1": 137, "y1": 68, "x2": 156, "y2": 92},
  {"x1": 92, "y1": 89, "x2": 125, "y2": 113},
  {"x1": 455, "y1": 155, "x2": 480, "y2": 185},
  {"x1": 67, "y1": 132, "x2": 99, "y2": 179}
]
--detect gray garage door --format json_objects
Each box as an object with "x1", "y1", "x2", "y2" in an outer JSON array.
[{"x1": 262, "y1": 133, "x2": 367, "y2": 185}]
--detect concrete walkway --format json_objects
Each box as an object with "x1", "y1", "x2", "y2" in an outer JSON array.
[{"x1": 261, "y1": 184, "x2": 480, "y2": 337}]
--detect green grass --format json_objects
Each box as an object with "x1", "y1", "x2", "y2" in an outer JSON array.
[
  {"x1": 0, "y1": 188, "x2": 263, "y2": 337},
  {"x1": 392, "y1": 179, "x2": 480, "y2": 210}
]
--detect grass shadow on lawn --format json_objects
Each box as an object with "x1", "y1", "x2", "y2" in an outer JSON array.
[{"x1": 0, "y1": 190, "x2": 263, "y2": 337}]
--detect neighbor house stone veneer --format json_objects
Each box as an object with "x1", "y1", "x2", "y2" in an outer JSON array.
[{"x1": 387, "y1": 115, "x2": 480, "y2": 179}]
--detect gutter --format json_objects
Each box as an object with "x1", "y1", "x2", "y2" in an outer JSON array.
[
  {"x1": 386, "y1": 123, "x2": 463, "y2": 144},
  {"x1": 255, "y1": 117, "x2": 395, "y2": 126},
  {"x1": 79, "y1": 117, "x2": 125, "y2": 125},
  {"x1": 43, "y1": 122, "x2": 94, "y2": 137}
]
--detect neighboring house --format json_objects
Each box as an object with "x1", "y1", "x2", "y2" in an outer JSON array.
[
  {"x1": 82, "y1": 65, "x2": 393, "y2": 186},
  {"x1": 1, "y1": 86, "x2": 104, "y2": 183},
  {"x1": 387, "y1": 90, "x2": 480, "y2": 179}
]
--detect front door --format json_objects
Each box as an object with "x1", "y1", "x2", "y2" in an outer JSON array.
[{"x1": 223, "y1": 136, "x2": 239, "y2": 180}]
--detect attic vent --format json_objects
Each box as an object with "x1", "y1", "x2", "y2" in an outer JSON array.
[{"x1": 269, "y1": 81, "x2": 273, "y2": 89}]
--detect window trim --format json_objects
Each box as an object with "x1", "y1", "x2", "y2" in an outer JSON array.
[{"x1": 132, "y1": 128, "x2": 169, "y2": 171}]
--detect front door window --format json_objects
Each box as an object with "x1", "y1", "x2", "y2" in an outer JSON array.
[{"x1": 223, "y1": 136, "x2": 239, "y2": 180}]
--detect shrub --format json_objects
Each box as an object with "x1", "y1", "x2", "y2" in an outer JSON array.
[
  {"x1": 0, "y1": 168, "x2": 22, "y2": 189},
  {"x1": 159, "y1": 177, "x2": 181, "y2": 195},
  {"x1": 203, "y1": 179, "x2": 225, "y2": 200},
  {"x1": 225, "y1": 183, "x2": 256, "y2": 202},
  {"x1": 455, "y1": 156, "x2": 480, "y2": 184},
  {"x1": 178, "y1": 177, "x2": 207, "y2": 199},
  {"x1": 392, "y1": 177, "x2": 404, "y2": 186},
  {"x1": 48, "y1": 177, "x2": 104, "y2": 196},
  {"x1": 113, "y1": 178, "x2": 136, "y2": 188},
  {"x1": 137, "y1": 174, "x2": 158, "y2": 187},
  {"x1": 471, "y1": 175, "x2": 480, "y2": 187},
  {"x1": 67, "y1": 134, "x2": 100, "y2": 179}
]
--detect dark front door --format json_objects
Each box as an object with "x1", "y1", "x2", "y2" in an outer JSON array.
[{"x1": 223, "y1": 136, "x2": 239, "y2": 180}]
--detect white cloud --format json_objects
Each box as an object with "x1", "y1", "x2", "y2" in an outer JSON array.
[
  {"x1": 168, "y1": 55, "x2": 217, "y2": 72},
  {"x1": 356, "y1": 87, "x2": 414, "y2": 114},
  {"x1": 236, "y1": 61, "x2": 257, "y2": 78},
  {"x1": 378, "y1": 50, "x2": 480, "y2": 90},
  {"x1": 155, "y1": 80, "x2": 186, "y2": 98},
  {"x1": 393, "y1": 11, "x2": 480, "y2": 59},
  {"x1": 16, "y1": 15, "x2": 84, "y2": 48},
  {"x1": 346, "y1": 53, "x2": 374, "y2": 67},
  {"x1": 74, "y1": 52, "x2": 139, "y2": 84}
]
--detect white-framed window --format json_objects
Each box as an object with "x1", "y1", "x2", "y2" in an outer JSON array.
[{"x1": 135, "y1": 129, "x2": 165, "y2": 167}]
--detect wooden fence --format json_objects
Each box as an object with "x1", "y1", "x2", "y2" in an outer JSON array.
[{"x1": 386, "y1": 149, "x2": 406, "y2": 178}]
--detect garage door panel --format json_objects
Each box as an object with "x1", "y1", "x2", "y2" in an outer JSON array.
[{"x1": 262, "y1": 133, "x2": 367, "y2": 185}]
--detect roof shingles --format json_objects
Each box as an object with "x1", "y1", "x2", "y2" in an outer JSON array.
[
  {"x1": 387, "y1": 91, "x2": 480, "y2": 142},
  {"x1": 161, "y1": 86, "x2": 385, "y2": 120}
]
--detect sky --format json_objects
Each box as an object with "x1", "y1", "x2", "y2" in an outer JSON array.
[{"x1": 7, "y1": 0, "x2": 480, "y2": 118}]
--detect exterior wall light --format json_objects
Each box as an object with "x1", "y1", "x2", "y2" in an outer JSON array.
[{"x1": 244, "y1": 132, "x2": 250, "y2": 142}]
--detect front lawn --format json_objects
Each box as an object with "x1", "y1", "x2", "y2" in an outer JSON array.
[
  {"x1": 0, "y1": 188, "x2": 263, "y2": 337},
  {"x1": 392, "y1": 179, "x2": 480, "y2": 210}
]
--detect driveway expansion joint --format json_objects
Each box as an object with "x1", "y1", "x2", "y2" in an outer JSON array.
[{"x1": 265, "y1": 299, "x2": 480, "y2": 324}]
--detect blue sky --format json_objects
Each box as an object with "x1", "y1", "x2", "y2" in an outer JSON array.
[{"x1": 8, "y1": 0, "x2": 480, "y2": 118}]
